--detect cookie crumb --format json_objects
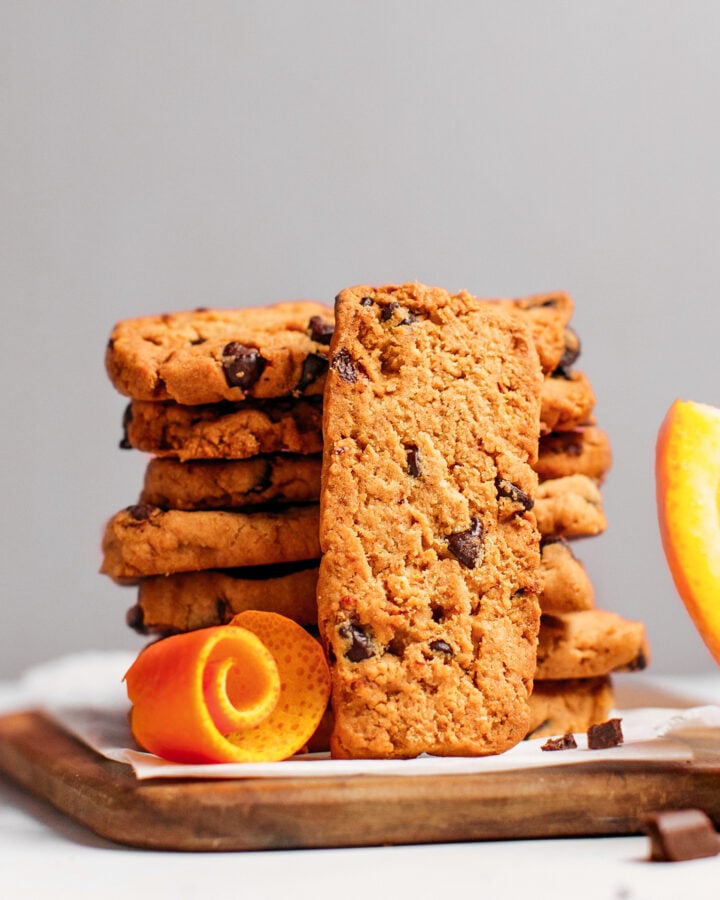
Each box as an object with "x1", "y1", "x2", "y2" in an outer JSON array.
[
  {"x1": 541, "y1": 732, "x2": 577, "y2": 751},
  {"x1": 587, "y1": 717, "x2": 623, "y2": 749},
  {"x1": 642, "y1": 809, "x2": 720, "y2": 862}
]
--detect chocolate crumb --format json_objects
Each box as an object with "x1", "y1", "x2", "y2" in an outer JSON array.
[
  {"x1": 406, "y1": 445, "x2": 421, "y2": 477},
  {"x1": 587, "y1": 717, "x2": 623, "y2": 749},
  {"x1": 541, "y1": 733, "x2": 578, "y2": 752},
  {"x1": 446, "y1": 518, "x2": 485, "y2": 569},
  {"x1": 126, "y1": 503, "x2": 155, "y2": 521},
  {"x1": 221, "y1": 342, "x2": 267, "y2": 390},
  {"x1": 331, "y1": 347, "x2": 358, "y2": 384},
  {"x1": 308, "y1": 315, "x2": 334, "y2": 345},
  {"x1": 496, "y1": 477, "x2": 534, "y2": 512},
  {"x1": 339, "y1": 621, "x2": 375, "y2": 662},
  {"x1": 643, "y1": 809, "x2": 720, "y2": 862}
]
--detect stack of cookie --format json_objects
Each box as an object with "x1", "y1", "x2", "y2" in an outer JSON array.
[{"x1": 100, "y1": 285, "x2": 648, "y2": 750}]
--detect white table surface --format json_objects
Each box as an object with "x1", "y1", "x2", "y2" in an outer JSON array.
[{"x1": 1, "y1": 664, "x2": 720, "y2": 900}]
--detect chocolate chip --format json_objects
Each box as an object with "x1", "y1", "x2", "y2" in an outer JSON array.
[
  {"x1": 643, "y1": 810, "x2": 720, "y2": 862},
  {"x1": 119, "y1": 404, "x2": 133, "y2": 450},
  {"x1": 447, "y1": 518, "x2": 485, "y2": 569},
  {"x1": 295, "y1": 352, "x2": 329, "y2": 393},
  {"x1": 126, "y1": 503, "x2": 155, "y2": 521},
  {"x1": 431, "y1": 604, "x2": 446, "y2": 623},
  {"x1": 221, "y1": 342, "x2": 267, "y2": 390},
  {"x1": 406, "y1": 445, "x2": 421, "y2": 477},
  {"x1": 248, "y1": 458, "x2": 274, "y2": 495},
  {"x1": 429, "y1": 640, "x2": 453, "y2": 655},
  {"x1": 215, "y1": 597, "x2": 230, "y2": 623},
  {"x1": 559, "y1": 327, "x2": 581, "y2": 370},
  {"x1": 541, "y1": 733, "x2": 577, "y2": 751},
  {"x1": 107, "y1": 337, "x2": 115, "y2": 351},
  {"x1": 540, "y1": 297, "x2": 559, "y2": 308},
  {"x1": 331, "y1": 347, "x2": 358, "y2": 384},
  {"x1": 495, "y1": 477, "x2": 534, "y2": 512},
  {"x1": 125, "y1": 604, "x2": 147, "y2": 634},
  {"x1": 193, "y1": 306, "x2": 209, "y2": 312},
  {"x1": 623, "y1": 649, "x2": 649, "y2": 672},
  {"x1": 190, "y1": 336, "x2": 207, "y2": 346},
  {"x1": 360, "y1": 296, "x2": 374, "y2": 306},
  {"x1": 380, "y1": 301, "x2": 399, "y2": 321},
  {"x1": 339, "y1": 621, "x2": 375, "y2": 662},
  {"x1": 398, "y1": 310, "x2": 417, "y2": 326},
  {"x1": 587, "y1": 717, "x2": 623, "y2": 749},
  {"x1": 308, "y1": 315, "x2": 334, "y2": 345}
]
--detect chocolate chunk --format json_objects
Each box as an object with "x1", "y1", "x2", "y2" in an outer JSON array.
[
  {"x1": 643, "y1": 809, "x2": 720, "y2": 862},
  {"x1": 339, "y1": 621, "x2": 375, "y2": 662},
  {"x1": 295, "y1": 352, "x2": 329, "y2": 393},
  {"x1": 447, "y1": 518, "x2": 485, "y2": 569},
  {"x1": 360, "y1": 296, "x2": 374, "y2": 306},
  {"x1": 587, "y1": 717, "x2": 623, "y2": 749},
  {"x1": 406, "y1": 445, "x2": 421, "y2": 477},
  {"x1": 496, "y1": 477, "x2": 534, "y2": 512},
  {"x1": 308, "y1": 315, "x2": 335, "y2": 345},
  {"x1": 190, "y1": 336, "x2": 207, "y2": 346},
  {"x1": 119, "y1": 403, "x2": 133, "y2": 450},
  {"x1": 380, "y1": 301, "x2": 399, "y2": 321},
  {"x1": 221, "y1": 342, "x2": 267, "y2": 390},
  {"x1": 126, "y1": 604, "x2": 147, "y2": 634},
  {"x1": 541, "y1": 733, "x2": 578, "y2": 752},
  {"x1": 215, "y1": 597, "x2": 230, "y2": 623},
  {"x1": 126, "y1": 503, "x2": 155, "y2": 521},
  {"x1": 560, "y1": 327, "x2": 581, "y2": 370},
  {"x1": 331, "y1": 347, "x2": 358, "y2": 384},
  {"x1": 429, "y1": 640, "x2": 453, "y2": 655}
]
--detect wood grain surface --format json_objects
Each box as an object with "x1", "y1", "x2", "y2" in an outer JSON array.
[{"x1": 1, "y1": 710, "x2": 720, "y2": 852}]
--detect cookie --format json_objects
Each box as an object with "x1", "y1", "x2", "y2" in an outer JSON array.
[
  {"x1": 540, "y1": 371, "x2": 596, "y2": 434},
  {"x1": 539, "y1": 537, "x2": 594, "y2": 613},
  {"x1": 122, "y1": 397, "x2": 323, "y2": 462},
  {"x1": 100, "y1": 503, "x2": 321, "y2": 580},
  {"x1": 140, "y1": 454, "x2": 322, "y2": 510},
  {"x1": 489, "y1": 291, "x2": 576, "y2": 375},
  {"x1": 535, "y1": 609, "x2": 649, "y2": 680},
  {"x1": 525, "y1": 677, "x2": 614, "y2": 739},
  {"x1": 127, "y1": 562, "x2": 320, "y2": 634},
  {"x1": 121, "y1": 534, "x2": 583, "y2": 635},
  {"x1": 120, "y1": 379, "x2": 589, "y2": 462},
  {"x1": 106, "y1": 302, "x2": 335, "y2": 405},
  {"x1": 534, "y1": 474, "x2": 607, "y2": 539},
  {"x1": 536, "y1": 426, "x2": 612, "y2": 483},
  {"x1": 318, "y1": 282, "x2": 544, "y2": 759}
]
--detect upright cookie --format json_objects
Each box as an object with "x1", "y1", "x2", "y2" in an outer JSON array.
[
  {"x1": 100, "y1": 504, "x2": 320, "y2": 580},
  {"x1": 536, "y1": 609, "x2": 649, "y2": 680},
  {"x1": 318, "y1": 282, "x2": 544, "y2": 759},
  {"x1": 489, "y1": 291, "x2": 576, "y2": 375},
  {"x1": 106, "y1": 302, "x2": 334, "y2": 404}
]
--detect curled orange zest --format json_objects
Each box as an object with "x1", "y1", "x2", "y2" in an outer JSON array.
[{"x1": 125, "y1": 611, "x2": 331, "y2": 763}]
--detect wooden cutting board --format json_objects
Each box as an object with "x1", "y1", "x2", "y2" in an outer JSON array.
[{"x1": 1, "y1": 710, "x2": 720, "y2": 851}]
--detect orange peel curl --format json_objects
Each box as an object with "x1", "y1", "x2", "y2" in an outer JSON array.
[{"x1": 125, "y1": 611, "x2": 331, "y2": 763}]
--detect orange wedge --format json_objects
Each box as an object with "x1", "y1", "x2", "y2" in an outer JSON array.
[{"x1": 656, "y1": 398, "x2": 720, "y2": 663}]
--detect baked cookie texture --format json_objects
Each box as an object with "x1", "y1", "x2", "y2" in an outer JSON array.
[
  {"x1": 534, "y1": 474, "x2": 607, "y2": 539},
  {"x1": 140, "y1": 454, "x2": 322, "y2": 510},
  {"x1": 539, "y1": 538, "x2": 594, "y2": 613},
  {"x1": 536, "y1": 426, "x2": 612, "y2": 483},
  {"x1": 106, "y1": 302, "x2": 335, "y2": 404},
  {"x1": 100, "y1": 504, "x2": 320, "y2": 580},
  {"x1": 540, "y1": 371, "x2": 596, "y2": 434},
  {"x1": 128, "y1": 563, "x2": 320, "y2": 634},
  {"x1": 536, "y1": 609, "x2": 649, "y2": 679},
  {"x1": 318, "y1": 283, "x2": 544, "y2": 759},
  {"x1": 123, "y1": 398, "x2": 324, "y2": 461},
  {"x1": 526, "y1": 677, "x2": 614, "y2": 739}
]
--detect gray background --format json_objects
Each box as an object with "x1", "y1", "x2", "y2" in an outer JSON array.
[{"x1": 2, "y1": 1, "x2": 720, "y2": 679}]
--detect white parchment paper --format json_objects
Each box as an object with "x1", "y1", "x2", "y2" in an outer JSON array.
[{"x1": 4, "y1": 651, "x2": 719, "y2": 781}]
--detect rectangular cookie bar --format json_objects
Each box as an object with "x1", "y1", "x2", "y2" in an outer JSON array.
[{"x1": 318, "y1": 283, "x2": 544, "y2": 758}]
